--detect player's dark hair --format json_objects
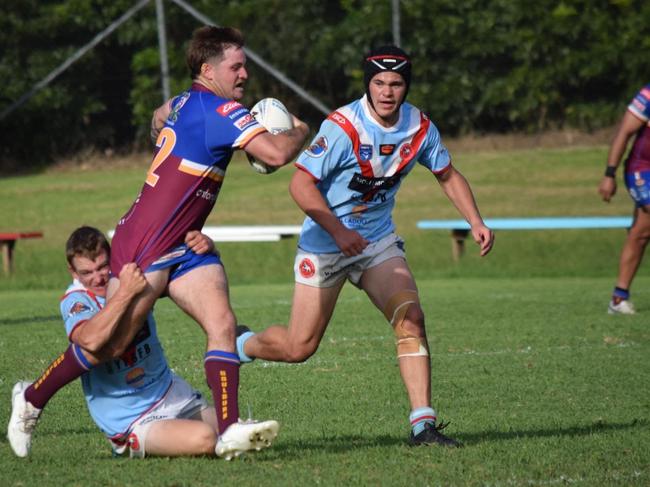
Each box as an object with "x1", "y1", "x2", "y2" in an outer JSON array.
[
  {"x1": 186, "y1": 26, "x2": 245, "y2": 79},
  {"x1": 66, "y1": 226, "x2": 110, "y2": 266}
]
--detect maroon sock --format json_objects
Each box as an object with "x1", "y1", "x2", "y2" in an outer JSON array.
[
  {"x1": 25, "y1": 344, "x2": 91, "y2": 409},
  {"x1": 204, "y1": 350, "x2": 240, "y2": 434}
]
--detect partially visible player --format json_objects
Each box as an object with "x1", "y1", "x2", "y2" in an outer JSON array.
[
  {"x1": 8, "y1": 25, "x2": 309, "y2": 450},
  {"x1": 598, "y1": 83, "x2": 650, "y2": 314},
  {"x1": 237, "y1": 45, "x2": 493, "y2": 447},
  {"x1": 8, "y1": 226, "x2": 278, "y2": 459}
]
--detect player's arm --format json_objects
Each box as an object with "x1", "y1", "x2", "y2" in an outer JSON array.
[
  {"x1": 244, "y1": 114, "x2": 310, "y2": 168},
  {"x1": 150, "y1": 98, "x2": 173, "y2": 143},
  {"x1": 69, "y1": 264, "x2": 147, "y2": 353},
  {"x1": 598, "y1": 110, "x2": 645, "y2": 202},
  {"x1": 435, "y1": 166, "x2": 494, "y2": 256},
  {"x1": 289, "y1": 169, "x2": 368, "y2": 256}
]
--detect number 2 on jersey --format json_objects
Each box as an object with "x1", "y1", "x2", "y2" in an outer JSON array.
[{"x1": 146, "y1": 127, "x2": 176, "y2": 187}]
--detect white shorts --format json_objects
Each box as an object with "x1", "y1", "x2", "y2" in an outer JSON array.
[
  {"x1": 294, "y1": 232, "x2": 406, "y2": 288},
  {"x1": 109, "y1": 373, "x2": 208, "y2": 459}
]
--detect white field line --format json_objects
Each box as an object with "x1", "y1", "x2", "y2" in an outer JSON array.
[{"x1": 254, "y1": 338, "x2": 640, "y2": 368}]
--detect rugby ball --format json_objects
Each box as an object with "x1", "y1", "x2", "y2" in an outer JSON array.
[{"x1": 247, "y1": 98, "x2": 294, "y2": 174}]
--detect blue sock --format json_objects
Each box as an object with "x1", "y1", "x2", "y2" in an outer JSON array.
[
  {"x1": 613, "y1": 287, "x2": 629, "y2": 302},
  {"x1": 410, "y1": 407, "x2": 436, "y2": 436},
  {"x1": 236, "y1": 330, "x2": 256, "y2": 363}
]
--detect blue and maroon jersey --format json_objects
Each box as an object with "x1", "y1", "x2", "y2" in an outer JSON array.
[
  {"x1": 110, "y1": 83, "x2": 266, "y2": 274},
  {"x1": 625, "y1": 84, "x2": 650, "y2": 174},
  {"x1": 295, "y1": 95, "x2": 451, "y2": 253}
]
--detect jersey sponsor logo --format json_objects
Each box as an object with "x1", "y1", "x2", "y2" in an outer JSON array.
[
  {"x1": 196, "y1": 189, "x2": 218, "y2": 202},
  {"x1": 399, "y1": 143, "x2": 413, "y2": 159},
  {"x1": 228, "y1": 108, "x2": 247, "y2": 119},
  {"x1": 380, "y1": 144, "x2": 396, "y2": 155},
  {"x1": 359, "y1": 144, "x2": 373, "y2": 160},
  {"x1": 68, "y1": 301, "x2": 90, "y2": 316},
  {"x1": 298, "y1": 258, "x2": 316, "y2": 278},
  {"x1": 342, "y1": 215, "x2": 369, "y2": 228},
  {"x1": 217, "y1": 101, "x2": 244, "y2": 116},
  {"x1": 234, "y1": 113, "x2": 256, "y2": 130},
  {"x1": 305, "y1": 136, "x2": 328, "y2": 157},
  {"x1": 125, "y1": 367, "x2": 145, "y2": 385},
  {"x1": 348, "y1": 172, "x2": 402, "y2": 194},
  {"x1": 330, "y1": 112, "x2": 347, "y2": 125}
]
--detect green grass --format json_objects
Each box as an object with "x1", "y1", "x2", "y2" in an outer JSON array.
[
  {"x1": 1, "y1": 278, "x2": 648, "y2": 486},
  {"x1": 1, "y1": 146, "x2": 649, "y2": 485}
]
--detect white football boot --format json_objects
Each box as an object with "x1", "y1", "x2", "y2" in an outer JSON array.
[
  {"x1": 608, "y1": 299, "x2": 636, "y2": 315},
  {"x1": 7, "y1": 381, "x2": 42, "y2": 457},
  {"x1": 215, "y1": 419, "x2": 280, "y2": 460}
]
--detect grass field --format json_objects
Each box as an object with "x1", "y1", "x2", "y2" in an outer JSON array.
[{"x1": 1, "y1": 146, "x2": 649, "y2": 486}]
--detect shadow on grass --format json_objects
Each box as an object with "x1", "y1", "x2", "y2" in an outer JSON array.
[
  {"x1": 0, "y1": 315, "x2": 60, "y2": 326},
  {"x1": 459, "y1": 418, "x2": 647, "y2": 445},
  {"x1": 264, "y1": 419, "x2": 647, "y2": 455}
]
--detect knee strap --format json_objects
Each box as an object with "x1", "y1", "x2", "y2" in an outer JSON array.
[{"x1": 383, "y1": 290, "x2": 429, "y2": 358}]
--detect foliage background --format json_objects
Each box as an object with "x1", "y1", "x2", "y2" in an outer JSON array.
[{"x1": 1, "y1": 0, "x2": 649, "y2": 171}]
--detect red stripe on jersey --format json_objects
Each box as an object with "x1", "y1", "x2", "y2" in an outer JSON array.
[
  {"x1": 327, "y1": 111, "x2": 374, "y2": 178},
  {"x1": 294, "y1": 163, "x2": 320, "y2": 182},
  {"x1": 393, "y1": 112, "x2": 431, "y2": 174}
]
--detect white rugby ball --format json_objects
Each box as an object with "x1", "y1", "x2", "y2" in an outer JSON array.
[{"x1": 247, "y1": 98, "x2": 294, "y2": 174}]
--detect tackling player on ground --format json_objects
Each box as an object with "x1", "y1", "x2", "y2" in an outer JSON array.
[
  {"x1": 8, "y1": 226, "x2": 278, "y2": 459},
  {"x1": 237, "y1": 45, "x2": 494, "y2": 447}
]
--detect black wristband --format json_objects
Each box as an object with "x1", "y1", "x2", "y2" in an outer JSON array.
[{"x1": 604, "y1": 166, "x2": 617, "y2": 178}]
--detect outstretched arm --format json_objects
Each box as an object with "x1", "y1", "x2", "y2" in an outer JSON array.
[{"x1": 436, "y1": 166, "x2": 494, "y2": 256}]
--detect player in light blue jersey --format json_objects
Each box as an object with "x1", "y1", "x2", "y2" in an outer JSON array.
[
  {"x1": 238, "y1": 45, "x2": 494, "y2": 447},
  {"x1": 8, "y1": 227, "x2": 278, "y2": 459}
]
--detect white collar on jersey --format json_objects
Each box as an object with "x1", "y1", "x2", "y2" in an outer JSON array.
[{"x1": 361, "y1": 94, "x2": 403, "y2": 132}]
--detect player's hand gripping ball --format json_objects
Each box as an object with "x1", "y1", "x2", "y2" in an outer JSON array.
[{"x1": 247, "y1": 98, "x2": 294, "y2": 174}]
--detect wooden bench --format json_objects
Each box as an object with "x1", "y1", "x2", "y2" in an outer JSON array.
[
  {"x1": 107, "y1": 225, "x2": 302, "y2": 243},
  {"x1": 0, "y1": 232, "x2": 44, "y2": 275},
  {"x1": 417, "y1": 217, "x2": 633, "y2": 260}
]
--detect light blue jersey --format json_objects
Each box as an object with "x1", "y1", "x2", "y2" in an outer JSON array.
[
  {"x1": 60, "y1": 281, "x2": 172, "y2": 439},
  {"x1": 295, "y1": 95, "x2": 451, "y2": 253}
]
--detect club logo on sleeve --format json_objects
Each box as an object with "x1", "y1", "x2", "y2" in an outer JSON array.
[
  {"x1": 234, "y1": 113, "x2": 256, "y2": 130},
  {"x1": 298, "y1": 258, "x2": 316, "y2": 278},
  {"x1": 68, "y1": 301, "x2": 90, "y2": 316},
  {"x1": 217, "y1": 101, "x2": 244, "y2": 115},
  {"x1": 359, "y1": 144, "x2": 373, "y2": 160},
  {"x1": 305, "y1": 136, "x2": 328, "y2": 158}
]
